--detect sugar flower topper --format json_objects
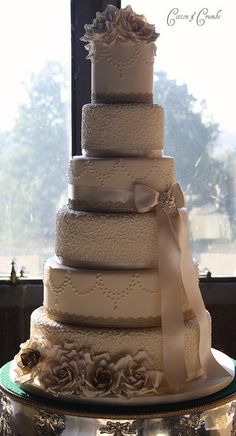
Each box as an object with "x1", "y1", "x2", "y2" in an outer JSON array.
[{"x1": 81, "y1": 5, "x2": 159, "y2": 51}]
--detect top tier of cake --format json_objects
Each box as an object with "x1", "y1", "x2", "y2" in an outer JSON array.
[{"x1": 81, "y1": 5, "x2": 159, "y2": 104}]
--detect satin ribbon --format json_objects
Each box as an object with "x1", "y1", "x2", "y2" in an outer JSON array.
[
  {"x1": 81, "y1": 149, "x2": 163, "y2": 158},
  {"x1": 68, "y1": 184, "x2": 134, "y2": 208},
  {"x1": 134, "y1": 182, "x2": 231, "y2": 390},
  {"x1": 91, "y1": 92, "x2": 153, "y2": 104}
]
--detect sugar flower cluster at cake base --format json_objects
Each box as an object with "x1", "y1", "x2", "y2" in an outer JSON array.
[
  {"x1": 81, "y1": 4, "x2": 159, "y2": 57},
  {"x1": 14, "y1": 338, "x2": 163, "y2": 399}
]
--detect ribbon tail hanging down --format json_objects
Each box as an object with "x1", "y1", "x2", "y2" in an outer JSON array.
[
  {"x1": 157, "y1": 209, "x2": 188, "y2": 390},
  {"x1": 134, "y1": 181, "x2": 232, "y2": 390},
  {"x1": 134, "y1": 182, "x2": 189, "y2": 390},
  {"x1": 177, "y1": 208, "x2": 232, "y2": 381}
]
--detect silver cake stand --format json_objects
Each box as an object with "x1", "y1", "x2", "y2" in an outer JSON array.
[{"x1": 1, "y1": 361, "x2": 236, "y2": 435}]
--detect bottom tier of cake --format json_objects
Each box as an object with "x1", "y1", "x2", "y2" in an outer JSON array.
[
  {"x1": 11, "y1": 307, "x2": 201, "y2": 400},
  {"x1": 11, "y1": 307, "x2": 234, "y2": 405}
]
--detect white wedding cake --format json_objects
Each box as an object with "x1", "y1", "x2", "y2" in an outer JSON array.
[{"x1": 12, "y1": 5, "x2": 234, "y2": 405}]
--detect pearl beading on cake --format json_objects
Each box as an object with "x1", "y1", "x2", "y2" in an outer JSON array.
[
  {"x1": 43, "y1": 257, "x2": 196, "y2": 327},
  {"x1": 93, "y1": 44, "x2": 153, "y2": 78},
  {"x1": 68, "y1": 157, "x2": 175, "y2": 188},
  {"x1": 94, "y1": 44, "x2": 153, "y2": 67},
  {"x1": 55, "y1": 207, "x2": 159, "y2": 269},
  {"x1": 82, "y1": 104, "x2": 164, "y2": 156},
  {"x1": 45, "y1": 268, "x2": 160, "y2": 309}
]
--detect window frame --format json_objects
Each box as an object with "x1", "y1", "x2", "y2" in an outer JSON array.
[{"x1": 71, "y1": 0, "x2": 121, "y2": 156}]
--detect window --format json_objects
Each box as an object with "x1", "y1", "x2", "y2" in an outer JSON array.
[
  {"x1": 122, "y1": 0, "x2": 236, "y2": 276},
  {"x1": 1, "y1": 0, "x2": 235, "y2": 279},
  {"x1": 0, "y1": 0, "x2": 71, "y2": 278}
]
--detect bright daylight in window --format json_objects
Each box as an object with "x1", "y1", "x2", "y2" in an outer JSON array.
[
  {"x1": 123, "y1": 0, "x2": 236, "y2": 276},
  {"x1": 0, "y1": 0, "x2": 71, "y2": 278}
]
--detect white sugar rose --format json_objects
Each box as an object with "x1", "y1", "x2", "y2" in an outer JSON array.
[
  {"x1": 119, "y1": 6, "x2": 159, "y2": 43},
  {"x1": 38, "y1": 344, "x2": 92, "y2": 396},
  {"x1": 14, "y1": 337, "x2": 47, "y2": 384},
  {"x1": 122, "y1": 351, "x2": 162, "y2": 397},
  {"x1": 81, "y1": 5, "x2": 159, "y2": 53},
  {"x1": 81, "y1": 350, "x2": 162, "y2": 399},
  {"x1": 82, "y1": 352, "x2": 130, "y2": 398},
  {"x1": 82, "y1": 353, "x2": 122, "y2": 397},
  {"x1": 83, "y1": 5, "x2": 119, "y2": 42}
]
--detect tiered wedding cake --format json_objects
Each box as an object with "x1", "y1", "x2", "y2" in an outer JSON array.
[{"x1": 12, "y1": 5, "x2": 234, "y2": 404}]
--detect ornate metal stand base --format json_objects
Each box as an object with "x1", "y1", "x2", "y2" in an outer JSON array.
[{"x1": 1, "y1": 361, "x2": 236, "y2": 435}]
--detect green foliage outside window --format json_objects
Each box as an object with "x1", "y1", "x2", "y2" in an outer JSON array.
[
  {"x1": 0, "y1": 62, "x2": 70, "y2": 260},
  {"x1": 154, "y1": 71, "x2": 235, "y2": 238}
]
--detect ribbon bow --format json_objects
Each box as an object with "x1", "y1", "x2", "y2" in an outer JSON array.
[
  {"x1": 134, "y1": 182, "x2": 231, "y2": 390},
  {"x1": 134, "y1": 182, "x2": 185, "y2": 214}
]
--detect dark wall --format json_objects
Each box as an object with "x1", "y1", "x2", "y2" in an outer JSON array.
[
  {"x1": 201, "y1": 281, "x2": 236, "y2": 358},
  {"x1": 0, "y1": 283, "x2": 43, "y2": 366}
]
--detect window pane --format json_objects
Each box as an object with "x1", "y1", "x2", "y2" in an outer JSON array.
[
  {"x1": 0, "y1": 0, "x2": 71, "y2": 278},
  {"x1": 122, "y1": 0, "x2": 236, "y2": 276}
]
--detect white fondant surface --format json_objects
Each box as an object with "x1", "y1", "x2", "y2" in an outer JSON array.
[
  {"x1": 43, "y1": 257, "x2": 193, "y2": 327},
  {"x1": 91, "y1": 40, "x2": 155, "y2": 102},
  {"x1": 81, "y1": 103, "x2": 163, "y2": 156},
  {"x1": 55, "y1": 207, "x2": 159, "y2": 269}
]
